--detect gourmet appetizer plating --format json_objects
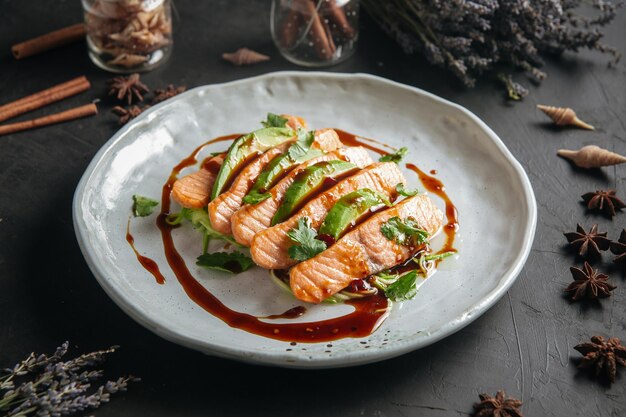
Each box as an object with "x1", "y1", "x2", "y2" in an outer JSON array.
[{"x1": 168, "y1": 114, "x2": 452, "y2": 307}]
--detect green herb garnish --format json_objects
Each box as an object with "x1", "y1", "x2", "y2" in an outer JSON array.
[
  {"x1": 132, "y1": 195, "x2": 159, "y2": 217},
  {"x1": 166, "y1": 208, "x2": 242, "y2": 253},
  {"x1": 261, "y1": 113, "x2": 288, "y2": 128},
  {"x1": 287, "y1": 129, "x2": 315, "y2": 161},
  {"x1": 380, "y1": 216, "x2": 429, "y2": 246},
  {"x1": 385, "y1": 270, "x2": 419, "y2": 301},
  {"x1": 287, "y1": 217, "x2": 327, "y2": 261},
  {"x1": 379, "y1": 147, "x2": 408, "y2": 163},
  {"x1": 196, "y1": 251, "x2": 254, "y2": 274},
  {"x1": 372, "y1": 270, "x2": 420, "y2": 302},
  {"x1": 396, "y1": 183, "x2": 419, "y2": 197}
]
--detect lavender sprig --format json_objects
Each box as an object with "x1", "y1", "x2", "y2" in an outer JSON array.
[
  {"x1": 363, "y1": 0, "x2": 622, "y2": 98},
  {"x1": 0, "y1": 342, "x2": 139, "y2": 416}
]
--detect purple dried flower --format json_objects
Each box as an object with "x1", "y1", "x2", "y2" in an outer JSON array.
[
  {"x1": 363, "y1": 0, "x2": 622, "y2": 97},
  {"x1": 0, "y1": 342, "x2": 138, "y2": 416}
]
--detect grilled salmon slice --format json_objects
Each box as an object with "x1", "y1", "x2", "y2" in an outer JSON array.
[
  {"x1": 283, "y1": 114, "x2": 307, "y2": 130},
  {"x1": 289, "y1": 194, "x2": 444, "y2": 303},
  {"x1": 171, "y1": 154, "x2": 224, "y2": 209},
  {"x1": 208, "y1": 128, "x2": 344, "y2": 235},
  {"x1": 250, "y1": 162, "x2": 406, "y2": 270},
  {"x1": 231, "y1": 147, "x2": 373, "y2": 246}
]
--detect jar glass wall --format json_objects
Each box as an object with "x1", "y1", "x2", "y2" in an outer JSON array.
[{"x1": 82, "y1": 0, "x2": 173, "y2": 73}]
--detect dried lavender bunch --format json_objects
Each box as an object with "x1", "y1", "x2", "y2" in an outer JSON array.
[
  {"x1": 0, "y1": 342, "x2": 139, "y2": 416},
  {"x1": 363, "y1": 0, "x2": 622, "y2": 99}
]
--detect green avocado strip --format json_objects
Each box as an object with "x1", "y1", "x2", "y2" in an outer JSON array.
[
  {"x1": 211, "y1": 127, "x2": 295, "y2": 200},
  {"x1": 271, "y1": 160, "x2": 357, "y2": 226},
  {"x1": 318, "y1": 189, "x2": 391, "y2": 240},
  {"x1": 243, "y1": 148, "x2": 324, "y2": 205}
]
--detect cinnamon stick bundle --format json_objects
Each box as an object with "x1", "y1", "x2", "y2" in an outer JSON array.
[
  {"x1": 12, "y1": 23, "x2": 86, "y2": 60},
  {"x1": 0, "y1": 103, "x2": 98, "y2": 137},
  {"x1": 0, "y1": 76, "x2": 90, "y2": 123},
  {"x1": 301, "y1": 0, "x2": 336, "y2": 60},
  {"x1": 277, "y1": 0, "x2": 355, "y2": 60}
]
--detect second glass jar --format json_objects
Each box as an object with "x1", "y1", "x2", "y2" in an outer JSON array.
[{"x1": 271, "y1": 0, "x2": 359, "y2": 67}]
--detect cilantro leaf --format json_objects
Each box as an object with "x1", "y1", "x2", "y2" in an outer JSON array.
[
  {"x1": 287, "y1": 217, "x2": 327, "y2": 261},
  {"x1": 379, "y1": 147, "x2": 408, "y2": 163},
  {"x1": 133, "y1": 195, "x2": 159, "y2": 217},
  {"x1": 380, "y1": 216, "x2": 429, "y2": 246},
  {"x1": 196, "y1": 251, "x2": 254, "y2": 273},
  {"x1": 384, "y1": 270, "x2": 419, "y2": 301},
  {"x1": 261, "y1": 113, "x2": 288, "y2": 128},
  {"x1": 242, "y1": 192, "x2": 271, "y2": 205},
  {"x1": 287, "y1": 130, "x2": 315, "y2": 161},
  {"x1": 396, "y1": 183, "x2": 419, "y2": 197}
]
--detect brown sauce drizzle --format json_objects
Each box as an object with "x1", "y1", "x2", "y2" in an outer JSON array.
[
  {"x1": 334, "y1": 129, "x2": 395, "y2": 155},
  {"x1": 406, "y1": 163, "x2": 458, "y2": 253},
  {"x1": 128, "y1": 129, "x2": 457, "y2": 343},
  {"x1": 154, "y1": 132, "x2": 390, "y2": 342},
  {"x1": 126, "y1": 219, "x2": 166, "y2": 285}
]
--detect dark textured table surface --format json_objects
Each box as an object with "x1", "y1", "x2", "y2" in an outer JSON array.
[{"x1": 1, "y1": 1, "x2": 626, "y2": 416}]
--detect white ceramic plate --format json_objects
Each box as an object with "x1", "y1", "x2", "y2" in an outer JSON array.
[{"x1": 73, "y1": 72, "x2": 536, "y2": 368}]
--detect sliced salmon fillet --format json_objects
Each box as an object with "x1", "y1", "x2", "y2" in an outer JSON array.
[
  {"x1": 290, "y1": 194, "x2": 444, "y2": 303},
  {"x1": 283, "y1": 114, "x2": 307, "y2": 130},
  {"x1": 250, "y1": 162, "x2": 406, "y2": 270},
  {"x1": 171, "y1": 155, "x2": 224, "y2": 209},
  {"x1": 208, "y1": 128, "x2": 344, "y2": 235},
  {"x1": 231, "y1": 146, "x2": 373, "y2": 246}
]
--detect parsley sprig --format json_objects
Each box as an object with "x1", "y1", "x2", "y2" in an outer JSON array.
[
  {"x1": 379, "y1": 147, "x2": 408, "y2": 163},
  {"x1": 261, "y1": 113, "x2": 288, "y2": 128},
  {"x1": 132, "y1": 195, "x2": 159, "y2": 217},
  {"x1": 196, "y1": 251, "x2": 254, "y2": 273},
  {"x1": 287, "y1": 217, "x2": 327, "y2": 261},
  {"x1": 380, "y1": 216, "x2": 429, "y2": 247}
]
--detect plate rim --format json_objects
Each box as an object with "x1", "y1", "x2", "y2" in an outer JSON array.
[{"x1": 73, "y1": 71, "x2": 537, "y2": 368}]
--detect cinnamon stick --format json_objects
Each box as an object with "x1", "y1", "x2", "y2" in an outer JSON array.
[
  {"x1": 323, "y1": 0, "x2": 355, "y2": 40},
  {"x1": 0, "y1": 77, "x2": 91, "y2": 123},
  {"x1": 302, "y1": 0, "x2": 335, "y2": 60},
  {"x1": 12, "y1": 23, "x2": 86, "y2": 60},
  {"x1": 0, "y1": 76, "x2": 88, "y2": 114},
  {"x1": 279, "y1": 7, "x2": 304, "y2": 48},
  {"x1": 0, "y1": 103, "x2": 97, "y2": 137}
]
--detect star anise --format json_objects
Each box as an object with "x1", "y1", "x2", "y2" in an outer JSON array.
[
  {"x1": 564, "y1": 261, "x2": 615, "y2": 301},
  {"x1": 152, "y1": 84, "x2": 187, "y2": 104},
  {"x1": 564, "y1": 224, "x2": 610, "y2": 259},
  {"x1": 111, "y1": 105, "x2": 147, "y2": 124},
  {"x1": 610, "y1": 229, "x2": 626, "y2": 265},
  {"x1": 574, "y1": 335, "x2": 626, "y2": 383},
  {"x1": 473, "y1": 390, "x2": 523, "y2": 417},
  {"x1": 107, "y1": 73, "x2": 150, "y2": 105},
  {"x1": 582, "y1": 189, "x2": 626, "y2": 218}
]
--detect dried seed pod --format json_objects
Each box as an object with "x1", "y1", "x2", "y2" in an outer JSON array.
[
  {"x1": 222, "y1": 48, "x2": 270, "y2": 66},
  {"x1": 537, "y1": 105, "x2": 594, "y2": 130},
  {"x1": 557, "y1": 145, "x2": 626, "y2": 169}
]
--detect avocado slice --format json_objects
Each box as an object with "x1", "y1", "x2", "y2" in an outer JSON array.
[
  {"x1": 211, "y1": 126, "x2": 295, "y2": 200},
  {"x1": 271, "y1": 160, "x2": 357, "y2": 226},
  {"x1": 243, "y1": 131, "x2": 324, "y2": 205},
  {"x1": 318, "y1": 188, "x2": 392, "y2": 243}
]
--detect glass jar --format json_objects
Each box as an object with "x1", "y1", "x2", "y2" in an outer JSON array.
[
  {"x1": 82, "y1": 0, "x2": 173, "y2": 73},
  {"x1": 271, "y1": 0, "x2": 359, "y2": 67}
]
